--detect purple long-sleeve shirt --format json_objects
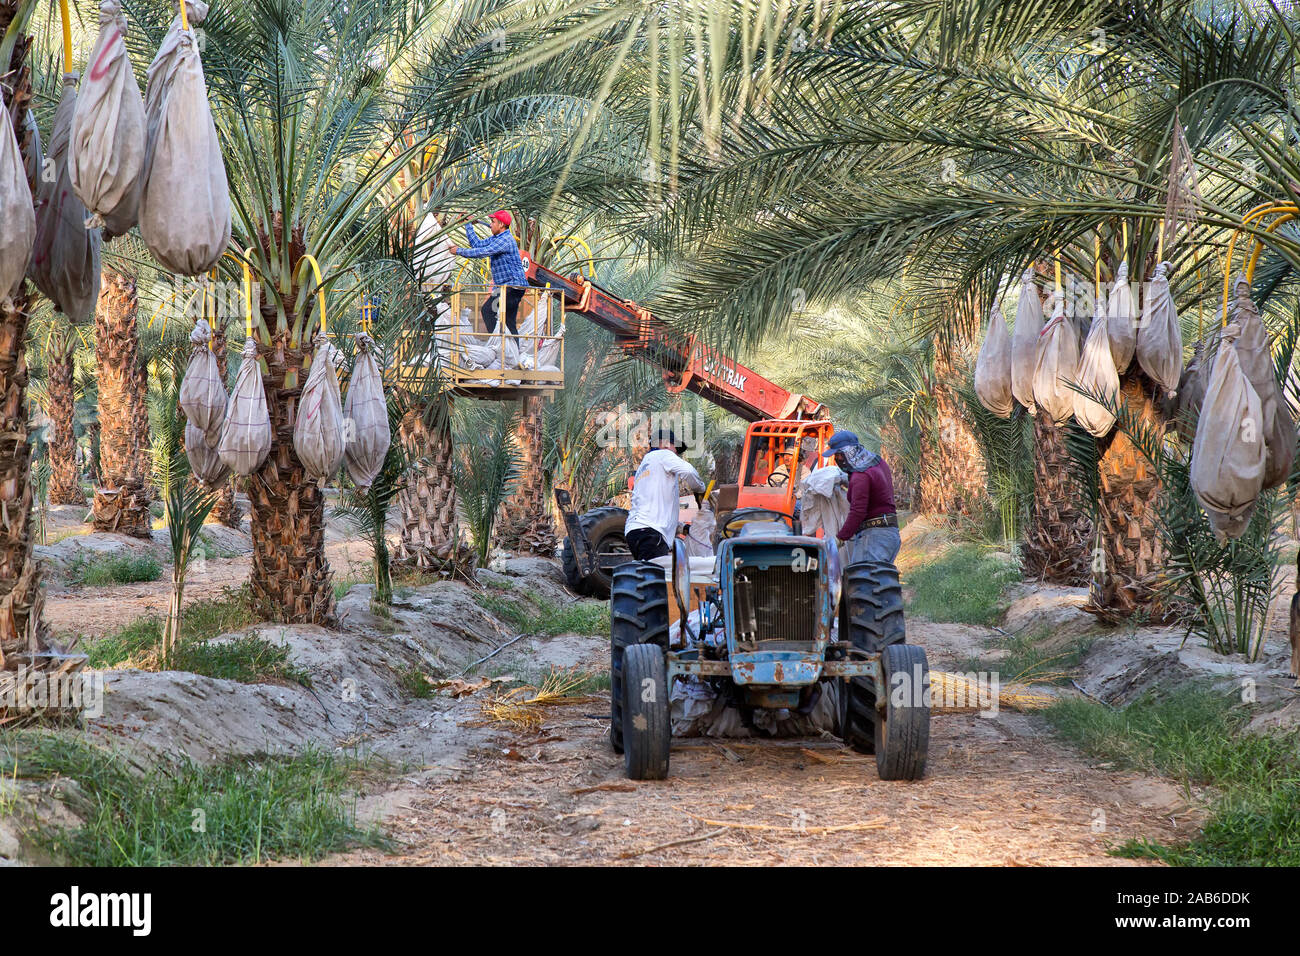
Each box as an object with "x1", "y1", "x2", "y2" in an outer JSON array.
[{"x1": 836, "y1": 460, "x2": 896, "y2": 541}]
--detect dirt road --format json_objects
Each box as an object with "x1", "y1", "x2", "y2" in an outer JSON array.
[{"x1": 326, "y1": 624, "x2": 1200, "y2": 866}]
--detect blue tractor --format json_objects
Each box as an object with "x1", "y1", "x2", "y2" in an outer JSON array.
[{"x1": 609, "y1": 512, "x2": 929, "y2": 781}]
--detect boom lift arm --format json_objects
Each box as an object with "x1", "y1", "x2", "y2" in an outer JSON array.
[{"x1": 525, "y1": 259, "x2": 826, "y2": 422}]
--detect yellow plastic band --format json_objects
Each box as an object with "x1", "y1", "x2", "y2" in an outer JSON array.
[
  {"x1": 1246, "y1": 212, "x2": 1296, "y2": 283},
  {"x1": 58, "y1": 0, "x2": 72, "y2": 73},
  {"x1": 179, "y1": 0, "x2": 189, "y2": 31},
  {"x1": 297, "y1": 253, "x2": 327, "y2": 338},
  {"x1": 1157, "y1": 218, "x2": 1164, "y2": 263},
  {"x1": 1053, "y1": 249, "x2": 1061, "y2": 294},
  {"x1": 1094, "y1": 235, "x2": 1100, "y2": 300},
  {"x1": 1221, "y1": 202, "x2": 1300, "y2": 321}
]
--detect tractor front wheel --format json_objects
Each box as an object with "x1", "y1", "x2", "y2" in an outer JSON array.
[
  {"x1": 875, "y1": 643, "x2": 930, "y2": 781},
  {"x1": 622, "y1": 643, "x2": 670, "y2": 780},
  {"x1": 609, "y1": 562, "x2": 670, "y2": 755}
]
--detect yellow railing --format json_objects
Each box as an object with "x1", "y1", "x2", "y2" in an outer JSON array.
[{"x1": 395, "y1": 285, "x2": 566, "y2": 391}]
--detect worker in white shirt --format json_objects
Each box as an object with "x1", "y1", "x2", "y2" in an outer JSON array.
[{"x1": 624, "y1": 429, "x2": 707, "y2": 561}]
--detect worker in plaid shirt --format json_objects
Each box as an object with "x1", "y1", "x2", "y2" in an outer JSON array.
[{"x1": 448, "y1": 210, "x2": 529, "y2": 335}]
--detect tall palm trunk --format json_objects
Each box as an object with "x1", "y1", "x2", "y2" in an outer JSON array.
[
  {"x1": 1, "y1": 5, "x2": 51, "y2": 688},
  {"x1": 1022, "y1": 413, "x2": 1092, "y2": 586},
  {"x1": 1087, "y1": 369, "x2": 1169, "y2": 622},
  {"x1": 246, "y1": 328, "x2": 335, "y2": 624},
  {"x1": 394, "y1": 396, "x2": 458, "y2": 568},
  {"x1": 497, "y1": 393, "x2": 555, "y2": 554},
  {"x1": 919, "y1": 347, "x2": 987, "y2": 516},
  {"x1": 92, "y1": 271, "x2": 151, "y2": 535},
  {"x1": 209, "y1": 317, "x2": 242, "y2": 529},
  {"x1": 47, "y1": 329, "x2": 85, "y2": 505}
]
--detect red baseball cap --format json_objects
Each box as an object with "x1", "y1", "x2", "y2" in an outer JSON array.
[{"x1": 489, "y1": 210, "x2": 512, "y2": 228}]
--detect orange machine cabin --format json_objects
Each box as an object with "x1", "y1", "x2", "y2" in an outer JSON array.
[{"x1": 733, "y1": 419, "x2": 834, "y2": 516}]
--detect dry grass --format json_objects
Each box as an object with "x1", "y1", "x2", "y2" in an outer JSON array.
[
  {"x1": 478, "y1": 668, "x2": 599, "y2": 731},
  {"x1": 930, "y1": 670, "x2": 1055, "y2": 713}
]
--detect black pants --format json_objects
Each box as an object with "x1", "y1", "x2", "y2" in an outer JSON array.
[
  {"x1": 626, "y1": 527, "x2": 670, "y2": 561},
  {"x1": 481, "y1": 286, "x2": 526, "y2": 335}
]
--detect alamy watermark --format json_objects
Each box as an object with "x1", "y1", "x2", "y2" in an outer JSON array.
[
  {"x1": 0, "y1": 667, "x2": 104, "y2": 718},
  {"x1": 595, "y1": 405, "x2": 708, "y2": 457}
]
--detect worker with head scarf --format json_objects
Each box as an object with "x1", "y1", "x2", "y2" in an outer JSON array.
[{"x1": 823, "y1": 430, "x2": 899, "y2": 565}]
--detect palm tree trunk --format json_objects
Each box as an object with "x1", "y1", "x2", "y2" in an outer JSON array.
[
  {"x1": 919, "y1": 349, "x2": 987, "y2": 516},
  {"x1": 0, "y1": 7, "x2": 51, "y2": 689},
  {"x1": 47, "y1": 332, "x2": 85, "y2": 506},
  {"x1": 246, "y1": 329, "x2": 335, "y2": 624},
  {"x1": 394, "y1": 396, "x2": 458, "y2": 569},
  {"x1": 1087, "y1": 370, "x2": 1169, "y2": 622},
  {"x1": 91, "y1": 271, "x2": 151, "y2": 535},
  {"x1": 497, "y1": 393, "x2": 556, "y2": 554},
  {"x1": 1022, "y1": 414, "x2": 1093, "y2": 586}
]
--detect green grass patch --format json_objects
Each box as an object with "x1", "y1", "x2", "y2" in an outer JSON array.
[
  {"x1": 397, "y1": 664, "x2": 436, "y2": 698},
  {"x1": 1047, "y1": 687, "x2": 1300, "y2": 865},
  {"x1": 0, "y1": 733, "x2": 387, "y2": 866},
  {"x1": 474, "y1": 593, "x2": 608, "y2": 636},
  {"x1": 904, "y1": 544, "x2": 1020, "y2": 625},
  {"x1": 960, "y1": 626, "x2": 1093, "y2": 686},
  {"x1": 80, "y1": 587, "x2": 306, "y2": 686},
  {"x1": 66, "y1": 553, "x2": 163, "y2": 587},
  {"x1": 198, "y1": 531, "x2": 242, "y2": 559},
  {"x1": 333, "y1": 578, "x2": 362, "y2": 601}
]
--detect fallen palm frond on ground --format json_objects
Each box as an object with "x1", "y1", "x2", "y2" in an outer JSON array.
[
  {"x1": 929, "y1": 670, "x2": 1055, "y2": 713},
  {"x1": 478, "y1": 668, "x2": 599, "y2": 730}
]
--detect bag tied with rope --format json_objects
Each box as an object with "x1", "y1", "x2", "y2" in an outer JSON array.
[
  {"x1": 1135, "y1": 260, "x2": 1183, "y2": 398},
  {"x1": 184, "y1": 421, "x2": 229, "y2": 486},
  {"x1": 1031, "y1": 292, "x2": 1080, "y2": 425},
  {"x1": 218, "y1": 338, "x2": 272, "y2": 476},
  {"x1": 1010, "y1": 269, "x2": 1043, "y2": 412},
  {"x1": 30, "y1": 73, "x2": 102, "y2": 322},
  {"x1": 139, "y1": 1, "x2": 229, "y2": 275},
  {"x1": 69, "y1": 0, "x2": 146, "y2": 238},
  {"x1": 179, "y1": 318, "x2": 226, "y2": 445},
  {"x1": 1230, "y1": 277, "x2": 1296, "y2": 490},
  {"x1": 975, "y1": 303, "x2": 1014, "y2": 418},
  {"x1": 293, "y1": 335, "x2": 346, "y2": 482},
  {"x1": 342, "y1": 332, "x2": 391, "y2": 492},
  {"x1": 0, "y1": 103, "x2": 35, "y2": 301},
  {"x1": 1190, "y1": 322, "x2": 1266, "y2": 543},
  {"x1": 1073, "y1": 301, "x2": 1120, "y2": 437},
  {"x1": 1107, "y1": 259, "x2": 1137, "y2": 374}
]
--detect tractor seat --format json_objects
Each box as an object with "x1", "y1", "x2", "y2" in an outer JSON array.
[{"x1": 736, "y1": 521, "x2": 791, "y2": 538}]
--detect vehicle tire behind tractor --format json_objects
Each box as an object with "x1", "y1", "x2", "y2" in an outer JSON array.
[
  {"x1": 875, "y1": 643, "x2": 930, "y2": 780},
  {"x1": 622, "y1": 643, "x2": 671, "y2": 780},
  {"x1": 609, "y1": 562, "x2": 670, "y2": 756},
  {"x1": 840, "y1": 559, "x2": 907, "y2": 756},
  {"x1": 561, "y1": 506, "x2": 629, "y2": 598}
]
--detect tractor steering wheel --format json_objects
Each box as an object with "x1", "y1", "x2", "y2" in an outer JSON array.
[
  {"x1": 720, "y1": 508, "x2": 796, "y2": 540},
  {"x1": 766, "y1": 471, "x2": 788, "y2": 487}
]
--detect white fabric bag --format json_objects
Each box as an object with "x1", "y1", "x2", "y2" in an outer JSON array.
[
  {"x1": 414, "y1": 212, "x2": 455, "y2": 287},
  {"x1": 217, "y1": 339, "x2": 272, "y2": 476},
  {"x1": 184, "y1": 421, "x2": 229, "y2": 486},
  {"x1": 1107, "y1": 260, "x2": 1137, "y2": 373},
  {"x1": 69, "y1": 0, "x2": 146, "y2": 238},
  {"x1": 293, "y1": 336, "x2": 346, "y2": 482},
  {"x1": 179, "y1": 319, "x2": 226, "y2": 445},
  {"x1": 29, "y1": 73, "x2": 102, "y2": 322},
  {"x1": 974, "y1": 302, "x2": 1014, "y2": 418},
  {"x1": 1135, "y1": 260, "x2": 1182, "y2": 398},
  {"x1": 1230, "y1": 277, "x2": 1296, "y2": 489},
  {"x1": 139, "y1": 3, "x2": 230, "y2": 275},
  {"x1": 342, "y1": 332, "x2": 391, "y2": 491},
  {"x1": 1031, "y1": 293, "x2": 1080, "y2": 425},
  {"x1": 0, "y1": 103, "x2": 35, "y2": 299},
  {"x1": 1073, "y1": 302, "x2": 1120, "y2": 437},
  {"x1": 1190, "y1": 323, "x2": 1266, "y2": 542},
  {"x1": 796, "y1": 464, "x2": 850, "y2": 539},
  {"x1": 1010, "y1": 269, "x2": 1043, "y2": 412},
  {"x1": 1175, "y1": 334, "x2": 1214, "y2": 444}
]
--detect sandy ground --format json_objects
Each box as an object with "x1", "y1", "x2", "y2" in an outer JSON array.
[
  {"x1": 36, "y1": 508, "x2": 1263, "y2": 866},
  {"x1": 320, "y1": 618, "x2": 1203, "y2": 866}
]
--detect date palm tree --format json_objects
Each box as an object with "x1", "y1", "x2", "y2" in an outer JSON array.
[{"x1": 92, "y1": 268, "x2": 153, "y2": 536}]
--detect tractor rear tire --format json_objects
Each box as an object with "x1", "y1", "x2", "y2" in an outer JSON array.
[
  {"x1": 875, "y1": 643, "x2": 930, "y2": 781},
  {"x1": 840, "y1": 559, "x2": 907, "y2": 755},
  {"x1": 609, "y1": 562, "x2": 670, "y2": 756},
  {"x1": 842, "y1": 560, "x2": 906, "y2": 652},
  {"x1": 622, "y1": 643, "x2": 671, "y2": 780},
  {"x1": 561, "y1": 506, "x2": 629, "y2": 598}
]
